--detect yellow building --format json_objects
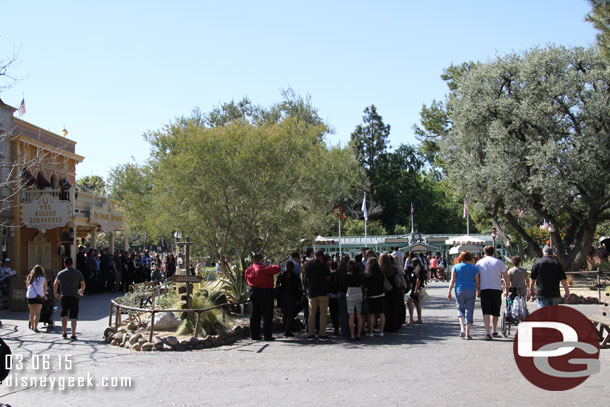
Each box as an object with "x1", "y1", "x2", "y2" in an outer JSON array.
[{"x1": 1, "y1": 98, "x2": 125, "y2": 276}]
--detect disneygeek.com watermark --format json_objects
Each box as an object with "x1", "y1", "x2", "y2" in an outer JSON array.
[{"x1": 1, "y1": 355, "x2": 132, "y2": 391}]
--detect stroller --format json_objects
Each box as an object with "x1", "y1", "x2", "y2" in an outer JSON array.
[
  {"x1": 501, "y1": 287, "x2": 528, "y2": 337},
  {"x1": 39, "y1": 269, "x2": 56, "y2": 330}
]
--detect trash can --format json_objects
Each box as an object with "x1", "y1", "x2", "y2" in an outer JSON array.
[{"x1": 9, "y1": 275, "x2": 27, "y2": 312}]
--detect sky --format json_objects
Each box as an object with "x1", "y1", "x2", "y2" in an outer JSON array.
[{"x1": 0, "y1": 0, "x2": 598, "y2": 180}]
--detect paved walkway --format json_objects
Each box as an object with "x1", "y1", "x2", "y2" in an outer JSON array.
[{"x1": 1, "y1": 283, "x2": 609, "y2": 406}]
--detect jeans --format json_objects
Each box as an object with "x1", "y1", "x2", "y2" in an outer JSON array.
[
  {"x1": 537, "y1": 297, "x2": 560, "y2": 308},
  {"x1": 308, "y1": 296, "x2": 329, "y2": 337},
  {"x1": 249, "y1": 287, "x2": 275, "y2": 339},
  {"x1": 455, "y1": 289, "x2": 476, "y2": 325}
]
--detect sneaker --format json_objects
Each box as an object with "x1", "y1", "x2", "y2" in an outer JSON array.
[
  {"x1": 70, "y1": 335, "x2": 77, "y2": 341},
  {"x1": 465, "y1": 335, "x2": 473, "y2": 340},
  {"x1": 366, "y1": 333, "x2": 374, "y2": 337},
  {"x1": 378, "y1": 332, "x2": 384, "y2": 337},
  {"x1": 350, "y1": 337, "x2": 357, "y2": 342},
  {"x1": 486, "y1": 334, "x2": 493, "y2": 341},
  {"x1": 492, "y1": 332, "x2": 500, "y2": 337},
  {"x1": 318, "y1": 336, "x2": 329, "y2": 342},
  {"x1": 307, "y1": 336, "x2": 315, "y2": 342},
  {"x1": 62, "y1": 333, "x2": 68, "y2": 339},
  {"x1": 459, "y1": 331, "x2": 465, "y2": 338}
]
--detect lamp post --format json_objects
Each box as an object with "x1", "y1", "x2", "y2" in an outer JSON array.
[{"x1": 491, "y1": 226, "x2": 497, "y2": 253}]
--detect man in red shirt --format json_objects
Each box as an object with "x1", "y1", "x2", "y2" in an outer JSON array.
[{"x1": 245, "y1": 254, "x2": 280, "y2": 341}]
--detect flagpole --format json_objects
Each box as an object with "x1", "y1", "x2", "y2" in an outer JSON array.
[
  {"x1": 410, "y1": 203, "x2": 414, "y2": 234},
  {"x1": 339, "y1": 218, "x2": 342, "y2": 257}
]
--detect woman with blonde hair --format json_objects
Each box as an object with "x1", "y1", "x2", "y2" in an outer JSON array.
[{"x1": 25, "y1": 265, "x2": 47, "y2": 333}]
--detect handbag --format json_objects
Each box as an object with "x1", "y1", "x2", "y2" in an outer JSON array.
[
  {"x1": 31, "y1": 278, "x2": 46, "y2": 302},
  {"x1": 383, "y1": 277, "x2": 392, "y2": 292},
  {"x1": 418, "y1": 287, "x2": 430, "y2": 304}
]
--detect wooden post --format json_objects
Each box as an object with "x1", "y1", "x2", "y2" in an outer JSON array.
[
  {"x1": 109, "y1": 303, "x2": 114, "y2": 327},
  {"x1": 194, "y1": 312, "x2": 201, "y2": 338},
  {"x1": 114, "y1": 306, "x2": 119, "y2": 331},
  {"x1": 149, "y1": 311, "x2": 156, "y2": 343},
  {"x1": 598, "y1": 267, "x2": 602, "y2": 302}
]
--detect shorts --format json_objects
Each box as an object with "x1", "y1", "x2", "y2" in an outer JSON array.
[
  {"x1": 60, "y1": 296, "x2": 80, "y2": 320},
  {"x1": 480, "y1": 289, "x2": 502, "y2": 316},
  {"x1": 27, "y1": 297, "x2": 44, "y2": 305},
  {"x1": 346, "y1": 287, "x2": 363, "y2": 314},
  {"x1": 367, "y1": 295, "x2": 385, "y2": 314}
]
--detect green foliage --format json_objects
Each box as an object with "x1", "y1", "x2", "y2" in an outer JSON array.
[
  {"x1": 108, "y1": 161, "x2": 155, "y2": 238},
  {"x1": 156, "y1": 287, "x2": 177, "y2": 309},
  {"x1": 174, "y1": 293, "x2": 224, "y2": 336},
  {"x1": 342, "y1": 218, "x2": 387, "y2": 236},
  {"x1": 108, "y1": 91, "x2": 366, "y2": 282},
  {"x1": 587, "y1": 0, "x2": 610, "y2": 63},
  {"x1": 438, "y1": 46, "x2": 610, "y2": 270},
  {"x1": 349, "y1": 105, "x2": 390, "y2": 180},
  {"x1": 219, "y1": 262, "x2": 249, "y2": 303},
  {"x1": 76, "y1": 175, "x2": 107, "y2": 197}
]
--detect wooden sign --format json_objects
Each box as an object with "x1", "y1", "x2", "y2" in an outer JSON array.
[{"x1": 171, "y1": 275, "x2": 203, "y2": 283}]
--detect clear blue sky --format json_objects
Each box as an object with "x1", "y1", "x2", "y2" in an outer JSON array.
[{"x1": 0, "y1": 0, "x2": 597, "y2": 179}]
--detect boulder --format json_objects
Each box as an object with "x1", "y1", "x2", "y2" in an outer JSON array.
[
  {"x1": 162, "y1": 344, "x2": 174, "y2": 351},
  {"x1": 138, "y1": 338, "x2": 147, "y2": 346},
  {"x1": 129, "y1": 333, "x2": 143, "y2": 345},
  {"x1": 166, "y1": 336, "x2": 179, "y2": 347},
  {"x1": 201, "y1": 336, "x2": 215, "y2": 348},
  {"x1": 130, "y1": 343, "x2": 141, "y2": 351},
  {"x1": 152, "y1": 336, "x2": 163, "y2": 346},
  {"x1": 103, "y1": 327, "x2": 116, "y2": 343},
  {"x1": 127, "y1": 321, "x2": 138, "y2": 331},
  {"x1": 111, "y1": 339, "x2": 119, "y2": 346},
  {"x1": 118, "y1": 327, "x2": 128, "y2": 333},
  {"x1": 153, "y1": 342, "x2": 164, "y2": 350},
  {"x1": 141, "y1": 342, "x2": 154, "y2": 351},
  {"x1": 188, "y1": 336, "x2": 199, "y2": 346},
  {"x1": 112, "y1": 332, "x2": 124, "y2": 343},
  {"x1": 179, "y1": 340, "x2": 190, "y2": 347},
  {"x1": 148, "y1": 312, "x2": 181, "y2": 332}
]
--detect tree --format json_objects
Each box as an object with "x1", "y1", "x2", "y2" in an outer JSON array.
[
  {"x1": 76, "y1": 175, "x2": 107, "y2": 196},
  {"x1": 349, "y1": 105, "x2": 390, "y2": 181},
  {"x1": 149, "y1": 118, "x2": 364, "y2": 284},
  {"x1": 587, "y1": 0, "x2": 610, "y2": 63},
  {"x1": 438, "y1": 46, "x2": 610, "y2": 271}
]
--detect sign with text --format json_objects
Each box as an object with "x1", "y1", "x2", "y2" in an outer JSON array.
[
  {"x1": 90, "y1": 203, "x2": 124, "y2": 232},
  {"x1": 22, "y1": 193, "x2": 71, "y2": 232},
  {"x1": 171, "y1": 275, "x2": 203, "y2": 283}
]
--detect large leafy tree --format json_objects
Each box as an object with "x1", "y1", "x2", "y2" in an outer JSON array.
[
  {"x1": 349, "y1": 105, "x2": 390, "y2": 181},
  {"x1": 587, "y1": 0, "x2": 610, "y2": 63},
  {"x1": 76, "y1": 175, "x2": 107, "y2": 197},
  {"x1": 437, "y1": 46, "x2": 610, "y2": 271}
]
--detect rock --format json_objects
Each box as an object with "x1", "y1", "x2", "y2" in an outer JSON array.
[
  {"x1": 179, "y1": 340, "x2": 190, "y2": 346},
  {"x1": 129, "y1": 333, "x2": 143, "y2": 345},
  {"x1": 121, "y1": 334, "x2": 129, "y2": 346},
  {"x1": 195, "y1": 344, "x2": 204, "y2": 350},
  {"x1": 201, "y1": 336, "x2": 215, "y2": 348},
  {"x1": 152, "y1": 336, "x2": 163, "y2": 345},
  {"x1": 166, "y1": 336, "x2": 179, "y2": 347},
  {"x1": 162, "y1": 344, "x2": 174, "y2": 351},
  {"x1": 103, "y1": 327, "x2": 116, "y2": 343},
  {"x1": 154, "y1": 342, "x2": 164, "y2": 350},
  {"x1": 112, "y1": 332, "x2": 125, "y2": 343},
  {"x1": 174, "y1": 345, "x2": 185, "y2": 351},
  {"x1": 188, "y1": 336, "x2": 199, "y2": 346},
  {"x1": 138, "y1": 338, "x2": 147, "y2": 346},
  {"x1": 148, "y1": 312, "x2": 181, "y2": 332},
  {"x1": 118, "y1": 327, "x2": 128, "y2": 333},
  {"x1": 111, "y1": 339, "x2": 119, "y2": 346},
  {"x1": 231, "y1": 326, "x2": 242, "y2": 335},
  {"x1": 127, "y1": 321, "x2": 138, "y2": 331},
  {"x1": 141, "y1": 342, "x2": 154, "y2": 351},
  {"x1": 130, "y1": 343, "x2": 141, "y2": 351}
]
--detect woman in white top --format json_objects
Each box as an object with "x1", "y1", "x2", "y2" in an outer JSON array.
[{"x1": 25, "y1": 265, "x2": 47, "y2": 333}]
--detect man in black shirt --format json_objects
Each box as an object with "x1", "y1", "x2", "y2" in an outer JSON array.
[
  {"x1": 304, "y1": 250, "x2": 330, "y2": 341},
  {"x1": 529, "y1": 246, "x2": 570, "y2": 308}
]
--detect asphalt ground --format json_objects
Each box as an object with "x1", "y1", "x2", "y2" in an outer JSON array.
[{"x1": 0, "y1": 282, "x2": 609, "y2": 406}]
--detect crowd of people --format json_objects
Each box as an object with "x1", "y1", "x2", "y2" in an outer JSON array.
[
  {"x1": 246, "y1": 247, "x2": 442, "y2": 342},
  {"x1": 74, "y1": 247, "x2": 178, "y2": 294}
]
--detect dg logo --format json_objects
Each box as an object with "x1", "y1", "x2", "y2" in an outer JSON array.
[{"x1": 514, "y1": 306, "x2": 600, "y2": 391}]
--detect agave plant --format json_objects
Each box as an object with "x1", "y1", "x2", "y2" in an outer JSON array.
[{"x1": 219, "y1": 261, "x2": 249, "y2": 303}]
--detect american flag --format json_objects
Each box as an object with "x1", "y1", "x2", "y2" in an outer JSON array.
[
  {"x1": 18, "y1": 98, "x2": 26, "y2": 116},
  {"x1": 463, "y1": 195, "x2": 468, "y2": 219}
]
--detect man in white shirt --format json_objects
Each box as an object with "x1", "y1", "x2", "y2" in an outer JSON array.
[{"x1": 476, "y1": 246, "x2": 509, "y2": 340}]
